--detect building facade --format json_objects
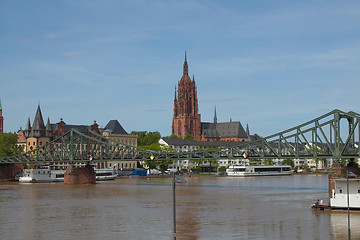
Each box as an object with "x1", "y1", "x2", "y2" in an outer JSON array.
[
  {"x1": 102, "y1": 120, "x2": 138, "y2": 170},
  {"x1": 16, "y1": 129, "x2": 26, "y2": 153}
]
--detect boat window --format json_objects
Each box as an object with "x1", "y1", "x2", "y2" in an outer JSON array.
[{"x1": 234, "y1": 168, "x2": 245, "y2": 172}]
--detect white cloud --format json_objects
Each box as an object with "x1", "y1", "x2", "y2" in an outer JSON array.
[
  {"x1": 61, "y1": 51, "x2": 89, "y2": 56},
  {"x1": 45, "y1": 33, "x2": 57, "y2": 39}
]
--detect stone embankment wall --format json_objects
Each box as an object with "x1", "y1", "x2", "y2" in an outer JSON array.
[{"x1": 0, "y1": 164, "x2": 24, "y2": 181}]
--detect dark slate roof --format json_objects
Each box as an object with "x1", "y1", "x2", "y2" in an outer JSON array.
[
  {"x1": 29, "y1": 105, "x2": 46, "y2": 137},
  {"x1": 201, "y1": 121, "x2": 247, "y2": 138},
  {"x1": 103, "y1": 120, "x2": 128, "y2": 135},
  {"x1": 248, "y1": 135, "x2": 261, "y2": 141},
  {"x1": 203, "y1": 129, "x2": 219, "y2": 138}
]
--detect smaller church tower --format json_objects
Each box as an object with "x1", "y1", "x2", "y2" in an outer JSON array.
[
  {"x1": 26, "y1": 105, "x2": 51, "y2": 152},
  {"x1": 0, "y1": 99, "x2": 3, "y2": 133}
]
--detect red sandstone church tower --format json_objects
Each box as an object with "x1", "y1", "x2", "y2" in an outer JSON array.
[
  {"x1": 0, "y1": 99, "x2": 3, "y2": 133},
  {"x1": 172, "y1": 53, "x2": 201, "y2": 139}
]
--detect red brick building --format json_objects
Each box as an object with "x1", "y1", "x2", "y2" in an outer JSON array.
[{"x1": 172, "y1": 53, "x2": 249, "y2": 142}]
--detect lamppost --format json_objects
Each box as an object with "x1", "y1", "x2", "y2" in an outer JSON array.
[
  {"x1": 172, "y1": 173, "x2": 186, "y2": 240},
  {"x1": 347, "y1": 169, "x2": 351, "y2": 240}
]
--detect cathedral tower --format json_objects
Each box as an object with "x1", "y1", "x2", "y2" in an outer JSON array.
[{"x1": 172, "y1": 52, "x2": 201, "y2": 139}]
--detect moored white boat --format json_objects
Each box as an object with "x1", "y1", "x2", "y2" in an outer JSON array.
[
  {"x1": 19, "y1": 166, "x2": 65, "y2": 183},
  {"x1": 95, "y1": 168, "x2": 117, "y2": 181},
  {"x1": 226, "y1": 165, "x2": 292, "y2": 177}
]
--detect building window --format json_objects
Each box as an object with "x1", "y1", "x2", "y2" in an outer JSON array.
[
  {"x1": 39, "y1": 141, "x2": 42, "y2": 145},
  {"x1": 339, "y1": 189, "x2": 343, "y2": 194}
]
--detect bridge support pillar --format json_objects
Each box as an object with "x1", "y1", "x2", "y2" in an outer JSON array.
[
  {"x1": 0, "y1": 164, "x2": 24, "y2": 181},
  {"x1": 64, "y1": 164, "x2": 96, "y2": 185}
]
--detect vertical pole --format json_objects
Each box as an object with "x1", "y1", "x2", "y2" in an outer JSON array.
[
  {"x1": 173, "y1": 172, "x2": 176, "y2": 240},
  {"x1": 70, "y1": 130, "x2": 74, "y2": 163},
  {"x1": 347, "y1": 169, "x2": 351, "y2": 240}
]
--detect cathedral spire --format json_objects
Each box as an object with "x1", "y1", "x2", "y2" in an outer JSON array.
[
  {"x1": 0, "y1": 98, "x2": 3, "y2": 133},
  {"x1": 214, "y1": 106, "x2": 217, "y2": 124},
  {"x1": 174, "y1": 85, "x2": 177, "y2": 100},
  {"x1": 246, "y1": 123, "x2": 250, "y2": 137},
  {"x1": 183, "y1": 51, "x2": 188, "y2": 75}
]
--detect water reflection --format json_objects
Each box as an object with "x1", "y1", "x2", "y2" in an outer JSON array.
[{"x1": 1, "y1": 175, "x2": 360, "y2": 239}]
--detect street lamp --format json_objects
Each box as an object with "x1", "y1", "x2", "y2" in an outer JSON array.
[{"x1": 172, "y1": 173, "x2": 186, "y2": 240}]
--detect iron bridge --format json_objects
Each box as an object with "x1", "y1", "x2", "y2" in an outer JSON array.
[{"x1": 1, "y1": 109, "x2": 360, "y2": 164}]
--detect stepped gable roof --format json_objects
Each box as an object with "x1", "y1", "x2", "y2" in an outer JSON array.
[
  {"x1": 49, "y1": 122, "x2": 98, "y2": 134},
  {"x1": 65, "y1": 124, "x2": 92, "y2": 132},
  {"x1": 161, "y1": 138, "x2": 239, "y2": 148},
  {"x1": 103, "y1": 120, "x2": 128, "y2": 135}
]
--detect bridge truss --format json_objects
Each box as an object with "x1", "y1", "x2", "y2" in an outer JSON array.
[{"x1": 0, "y1": 109, "x2": 359, "y2": 164}]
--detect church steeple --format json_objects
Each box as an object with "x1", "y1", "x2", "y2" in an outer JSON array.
[
  {"x1": 0, "y1": 99, "x2": 3, "y2": 133},
  {"x1": 214, "y1": 106, "x2": 217, "y2": 124},
  {"x1": 30, "y1": 104, "x2": 46, "y2": 138},
  {"x1": 46, "y1": 117, "x2": 52, "y2": 137},
  {"x1": 24, "y1": 117, "x2": 31, "y2": 137},
  {"x1": 183, "y1": 51, "x2": 188, "y2": 76}
]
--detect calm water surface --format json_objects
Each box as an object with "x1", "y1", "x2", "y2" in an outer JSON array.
[{"x1": 1, "y1": 174, "x2": 360, "y2": 240}]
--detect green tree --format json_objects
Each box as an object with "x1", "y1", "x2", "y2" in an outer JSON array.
[
  {"x1": 282, "y1": 158, "x2": 294, "y2": 168},
  {"x1": 208, "y1": 159, "x2": 219, "y2": 173},
  {"x1": 131, "y1": 131, "x2": 161, "y2": 146},
  {"x1": 184, "y1": 133, "x2": 194, "y2": 140},
  {"x1": 263, "y1": 159, "x2": 273, "y2": 165},
  {"x1": 0, "y1": 132, "x2": 23, "y2": 157},
  {"x1": 218, "y1": 166, "x2": 227, "y2": 172},
  {"x1": 164, "y1": 135, "x2": 182, "y2": 139},
  {"x1": 141, "y1": 143, "x2": 175, "y2": 174}
]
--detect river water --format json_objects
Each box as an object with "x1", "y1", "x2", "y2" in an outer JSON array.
[{"x1": 1, "y1": 174, "x2": 360, "y2": 240}]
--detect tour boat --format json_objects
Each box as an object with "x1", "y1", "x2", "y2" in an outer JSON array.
[
  {"x1": 19, "y1": 166, "x2": 65, "y2": 183},
  {"x1": 226, "y1": 165, "x2": 292, "y2": 177},
  {"x1": 95, "y1": 168, "x2": 117, "y2": 181}
]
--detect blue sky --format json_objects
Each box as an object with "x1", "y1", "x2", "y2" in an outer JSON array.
[{"x1": 1, "y1": 0, "x2": 359, "y2": 137}]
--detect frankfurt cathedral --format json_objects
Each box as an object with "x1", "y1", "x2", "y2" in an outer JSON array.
[{"x1": 172, "y1": 52, "x2": 250, "y2": 142}]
